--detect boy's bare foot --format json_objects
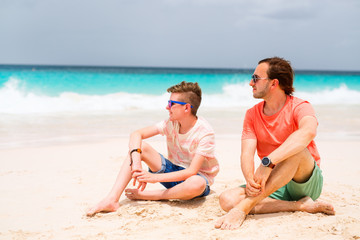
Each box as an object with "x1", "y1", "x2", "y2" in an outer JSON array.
[
  {"x1": 86, "y1": 198, "x2": 120, "y2": 217},
  {"x1": 299, "y1": 196, "x2": 335, "y2": 215},
  {"x1": 215, "y1": 208, "x2": 246, "y2": 230},
  {"x1": 125, "y1": 188, "x2": 158, "y2": 200}
]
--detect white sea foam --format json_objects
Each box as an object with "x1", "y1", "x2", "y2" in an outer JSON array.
[
  {"x1": 295, "y1": 84, "x2": 360, "y2": 105},
  {"x1": 1, "y1": 78, "x2": 360, "y2": 114}
]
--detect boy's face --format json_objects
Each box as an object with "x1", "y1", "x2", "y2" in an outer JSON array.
[{"x1": 166, "y1": 93, "x2": 189, "y2": 121}]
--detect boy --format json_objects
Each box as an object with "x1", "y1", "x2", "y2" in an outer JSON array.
[{"x1": 87, "y1": 81, "x2": 219, "y2": 216}]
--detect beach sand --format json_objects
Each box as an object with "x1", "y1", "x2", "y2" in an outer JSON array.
[{"x1": 1, "y1": 108, "x2": 360, "y2": 239}]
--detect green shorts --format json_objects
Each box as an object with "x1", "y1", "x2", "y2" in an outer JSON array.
[{"x1": 241, "y1": 163, "x2": 323, "y2": 201}]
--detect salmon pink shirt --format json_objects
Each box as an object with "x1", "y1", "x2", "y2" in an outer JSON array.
[{"x1": 242, "y1": 96, "x2": 321, "y2": 167}]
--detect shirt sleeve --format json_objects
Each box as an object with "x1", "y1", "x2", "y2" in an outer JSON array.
[
  {"x1": 293, "y1": 101, "x2": 318, "y2": 127},
  {"x1": 155, "y1": 120, "x2": 167, "y2": 136},
  {"x1": 242, "y1": 108, "x2": 257, "y2": 140}
]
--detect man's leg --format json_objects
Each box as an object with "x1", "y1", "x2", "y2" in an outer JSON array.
[
  {"x1": 219, "y1": 187, "x2": 334, "y2": 215},
  {"x1": 86, "y1": 141, "x2": 163, "y2": 216},
  {"x1": 215, "y1": 148, "x2": 334, "y2": 230}
]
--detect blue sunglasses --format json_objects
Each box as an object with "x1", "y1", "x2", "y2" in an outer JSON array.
[{"x1": 168, "y1": 100, "x2": 193, "y2": 108}]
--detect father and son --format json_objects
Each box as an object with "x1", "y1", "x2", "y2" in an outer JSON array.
[{"x1": 86, "y1": 57, "x2": 335, "y2": 230}]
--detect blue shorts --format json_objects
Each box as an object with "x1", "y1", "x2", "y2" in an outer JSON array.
[{"x1": 149, "y1": 154, "x2": 210, "y2": 198}]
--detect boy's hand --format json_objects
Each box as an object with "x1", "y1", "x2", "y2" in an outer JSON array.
[
  {"x1": 131, "y1": 163, "x2": 147, "y2": 190},
  {"x1": 132, "y1": 170, "x2": 159, "y2": 184}
]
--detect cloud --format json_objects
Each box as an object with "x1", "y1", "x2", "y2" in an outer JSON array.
[{"x1": 0, "y1": 0, "x2": 359, "y2": 70}]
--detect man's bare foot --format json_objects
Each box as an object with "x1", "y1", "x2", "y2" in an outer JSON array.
[
  {"x1": 86, "y1": 198, "x2": 120, "y2": 217},
  {"x1": 215, "y1": 208, "x2": 246, "y2": 230},
  {"x1": 299, "y1": 196, "x2": 335, "y2": 215}
]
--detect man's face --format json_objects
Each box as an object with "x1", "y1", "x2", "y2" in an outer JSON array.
[{"x1": 250, "y1": 63, "x2": 272, "y2": 99}]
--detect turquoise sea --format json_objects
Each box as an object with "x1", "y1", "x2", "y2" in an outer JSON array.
[
  {"x1": 1, "y1": 65, "x2": 360, "y2": 149},
  {"x1": 1, "y1": 65, "x2": 360, "y2": 114}
]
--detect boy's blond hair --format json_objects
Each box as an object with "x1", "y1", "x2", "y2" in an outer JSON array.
[{"x1": 167, "y1": 81, "x2": 202, "y2": 116}]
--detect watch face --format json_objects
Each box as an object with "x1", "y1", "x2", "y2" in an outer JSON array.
[{"x1": 262, "y1": 157, "x2": 270, "y2": 166}]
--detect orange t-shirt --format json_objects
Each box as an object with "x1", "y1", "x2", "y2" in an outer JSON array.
[{"x1": 242, "y1": 96, "x2": 321, "y2": 167}]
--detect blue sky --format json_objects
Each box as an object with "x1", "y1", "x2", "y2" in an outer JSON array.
[{"x1": 1, "y1": 0, "x2": 359, "y2": 71}]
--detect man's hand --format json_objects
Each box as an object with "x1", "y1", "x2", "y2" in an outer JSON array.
[
  {"x1": 245, "y1": 178, "x2": 261, "y2": 197},
  {"x1": 254, "y1": 165, "x2": 272, "y2": 193}
]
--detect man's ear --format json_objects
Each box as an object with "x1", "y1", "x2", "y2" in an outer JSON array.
[{"x1": 272, "y1": 79, "x2": 279, "y2": 87}]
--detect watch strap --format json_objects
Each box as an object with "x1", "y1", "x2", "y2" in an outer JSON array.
[{"x1": 129, "y1": 148, "x2": 142, "y2": 166}]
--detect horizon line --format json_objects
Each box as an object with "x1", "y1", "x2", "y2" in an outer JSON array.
[{"x1": 1, "y1": 63, "x2": 360, "y2": 74}]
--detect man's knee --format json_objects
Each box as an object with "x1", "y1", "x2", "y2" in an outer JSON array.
[
  {"x1": 288, "y1": 148, "x2": 315, "y2": 183},
  {"x1": 285, "y1": 148, "x2": 313, "y2": 165},
  {"x1": 219, "y1": 188, "x2": 245, "y2": 212}
]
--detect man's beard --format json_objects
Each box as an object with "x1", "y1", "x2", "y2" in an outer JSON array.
[{"x1": 253, "y1": 82, "x2": 270, "y2": 99}]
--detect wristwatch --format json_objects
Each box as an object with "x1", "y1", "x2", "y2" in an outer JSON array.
[{"x1": 261, "y1": 156, "x2": 275, "y2": 169}]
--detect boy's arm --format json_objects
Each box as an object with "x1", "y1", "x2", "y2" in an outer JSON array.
[
  {"x1": 129, "y1": 125, "x2": 160, "y2": 190},
  {"x1": 132, "y1": 153, "x2": 206, "y2": 183},
  {"x1": 129, "y1": 125, "x2": 160, "y2": 171}
]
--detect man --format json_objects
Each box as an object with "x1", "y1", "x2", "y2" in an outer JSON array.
[
  {"x1": 215, "y1": 57, "x2": 335, "y2": 230},
  {"x1": 87, "y1": 81, "x2": 219, "y2": 216}
]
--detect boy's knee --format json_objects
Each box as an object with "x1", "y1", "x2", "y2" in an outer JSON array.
[
  {"x1": 141, "y1": 141, "x2": 151, "y2": 154},
  {"x1": 185, "y1": 176, "x2": 206, "y2": 194},
  {"x1": 140, "y1": 141, "x2": 157, "y2": 161}
]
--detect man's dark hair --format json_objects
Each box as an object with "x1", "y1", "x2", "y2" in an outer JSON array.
[{"x1": 259, "y1": 57, "x2": 295, "y2": 95}]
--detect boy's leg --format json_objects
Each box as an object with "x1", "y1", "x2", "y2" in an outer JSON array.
[
  {"x1": 86, "y1": 141, "x2": 163, "y2": 216},
  {"x1": 215, "y1": 148, "x2": 334, "y2": 230},
  {"x1": 126, "y1": 145, "x2": 209, "y2": 201},
  {"x1": 86, "y1": 154, "x2": 133, "y2": 216},
  {"x1": 126, "y1": 174, "x2": 207, "y2": 200}
]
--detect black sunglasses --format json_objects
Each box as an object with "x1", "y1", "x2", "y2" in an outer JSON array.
[{"x1": 251, "y1": 74, "x2": 271, "y2": 84}]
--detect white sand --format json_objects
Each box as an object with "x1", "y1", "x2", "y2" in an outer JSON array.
[
  {"x1": 0, "y1": 137, "x2": 359, "y2": 239},
  {"x1": 1, "y1": 107, "x2": 360, "y2": 239}
]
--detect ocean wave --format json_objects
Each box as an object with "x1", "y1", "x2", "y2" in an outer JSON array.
[{"x1": 1, "y1": 78, "x2": 359, "y2": 114}]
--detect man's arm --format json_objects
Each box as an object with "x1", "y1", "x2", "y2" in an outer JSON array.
[
  {"x1": 253, "y1": 116, "x2": 318, "y2": 191},
  {"x1": 268, "y1": 115, "x2": 317, "y2": 165},
  {"x1": 241, "y1": 138, "x2": 261, "y2": 196}
]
